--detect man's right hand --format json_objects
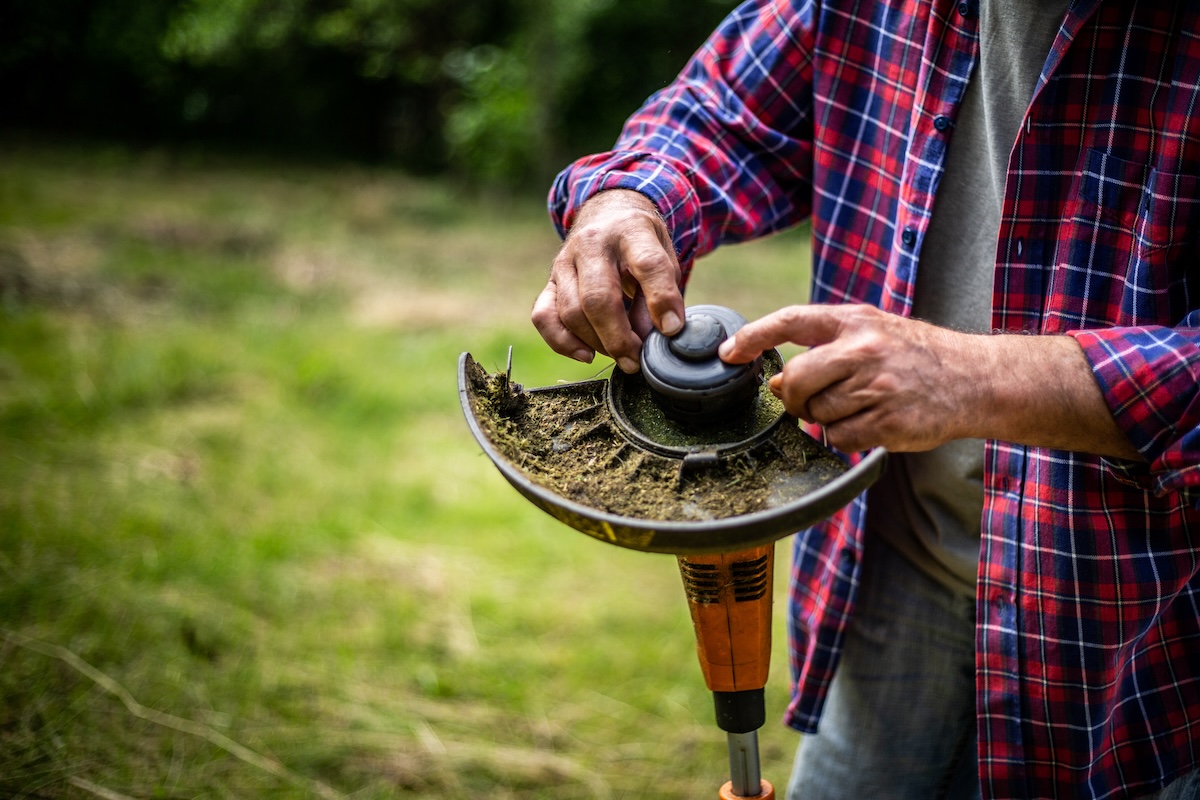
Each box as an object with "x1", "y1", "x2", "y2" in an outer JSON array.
[{"x1": 532, "y1": 189, "x2": 686, "y2": 373}]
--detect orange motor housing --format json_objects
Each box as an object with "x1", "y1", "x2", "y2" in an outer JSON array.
[{"x1": 678, "y1": 543, "x2": 774, "y2": 694}]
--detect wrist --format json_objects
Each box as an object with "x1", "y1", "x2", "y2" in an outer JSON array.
[{"x1": 574, "y1": 189, "x2": 660, "y2": 226}]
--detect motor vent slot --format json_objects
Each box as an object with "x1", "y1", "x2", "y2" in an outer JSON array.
[
  {"x1": 731, "y1": 555, "x2": 770, "y2": 602},
  {"x1": 680, "y1": 561, "x2": 721, "y2": 604}
]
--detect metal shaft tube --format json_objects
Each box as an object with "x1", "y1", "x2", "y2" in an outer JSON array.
[{"x1": 726, "y1": 730, "x2": 763, "y2": 797}]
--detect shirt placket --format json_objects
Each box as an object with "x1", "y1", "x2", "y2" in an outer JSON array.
[
  {"x1": 886, "y1": 0, "x2": 981, "y2": 317},
  {"x1": 978, "y1": 442, "x2": 1029, "y2": 796},
  {"x1": 979, "y1": 4, "x2": 1100, "y2": 794}
]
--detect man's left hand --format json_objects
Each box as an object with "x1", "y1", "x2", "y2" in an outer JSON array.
[{"x1": 718, "y1": 304, "x2": 1142, "y2": 459}]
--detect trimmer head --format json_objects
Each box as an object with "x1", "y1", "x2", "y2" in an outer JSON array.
[{"x1": 458, "y1": 347, "x2": 884, "y2": 555}]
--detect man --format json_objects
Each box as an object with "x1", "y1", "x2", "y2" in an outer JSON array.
[{"x1": 534, "y1": 0, "x2": 1200, "y2": 798}]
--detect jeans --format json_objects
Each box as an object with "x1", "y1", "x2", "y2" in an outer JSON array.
[
  {"x1": 786, "y1": 533, "x2": 979, "y2": 800},
  {"x1": 1145, "y1": 770, "x2": 1200, "y2": 800},
  {"x1": 784, "y1": 534, "x2": 1200, "y2": 800}
]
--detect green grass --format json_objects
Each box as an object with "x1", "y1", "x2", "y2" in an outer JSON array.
[{"x1": 0, "y1": 141, "x2": 812, "y2": 799}]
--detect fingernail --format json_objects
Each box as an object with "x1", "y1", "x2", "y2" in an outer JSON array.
[
  {"x1": 718, "y1": 339, "x2": 734, "y2": 359},
  {"x1": 617, "y1": 357, "x2": 639, "y2": 374},
  {"x1": 661, "y1": 311, "x2": 683, "y2": 335},
  {"x1": 572, "y1": 348, "x2": 595, "y2": 364}
]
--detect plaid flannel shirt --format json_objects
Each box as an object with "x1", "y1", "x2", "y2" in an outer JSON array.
[{"x1": 549, "y1": 1, "x2": 1200, "y2": 797}]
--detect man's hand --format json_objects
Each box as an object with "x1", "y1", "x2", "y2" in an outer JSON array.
[
  {"x1": 719, "y1": 304, "x2": 980, "y2": 451},
  {"x1": 532, "y1": 189, "x2": 686, "y2": 373},
  {"x1": 719, "y1": 304, "x2": 1142, "y2": 459}
]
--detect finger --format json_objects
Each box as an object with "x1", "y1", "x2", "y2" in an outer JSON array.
[
  {"x1": 777, "y1": 378, "x2": 880, "y2": 452},
  {"x1": 531, "y1": 280, "x2": 595, "y2": 363},
  {"x1": 626, "y1": 289, "x2": 655, "y2": 341},
  {"x1": 570, "y1": 257, "x2": 642, "y2": 373},
  {"x1": 771, "y1": 350, "x2": 861, "y2": 423},
  {"x1": 552, "y1": 247, "x2": 640, "y2": 366},
  {"x1": 804, "y1": 378, "x2": 876, "y2": 426},
  {"x1": 562, "y1": 234, "x2": 643, "y2": 372},
  {"x1": 576, "y1": 272, "x2": 642, "y2": 372},
  {"x1": 719, "y1": 305, "x2": 845, "y2": 364},
  {"x1": 548, "y1": 252, "x2": 605, "y2": 355},
  {"x1": 822, "y1": 412, "x2": 881, "y2": 453},
  {"x1": 618, "y1": 228, "x2": 684, "y2": 335}
]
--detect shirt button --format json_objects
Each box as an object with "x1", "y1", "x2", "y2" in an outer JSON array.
[
  {"x1": 933, "y1": 115, "x2": 952, "y2": 132},
  {"x1": 900, "y1": 228, "x2": 917, "y2": 248},
  {"x1": 957, "y1": 0, "x2": 973, "y2": 16}
]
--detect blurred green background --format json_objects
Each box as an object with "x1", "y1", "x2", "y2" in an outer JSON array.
[
  {"x1": 3, "y1": 0, "x2": 739, "y2": 191},
  {"x1": 1, "y1": 2, "x2": 816, "y2": 798}
]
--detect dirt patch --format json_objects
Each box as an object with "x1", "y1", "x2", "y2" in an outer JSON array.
[
  {"x1": 351, "y1": 286, "x2": 503, "y2": 331},
  {"x1": 464, "y1": 356, "x2": 847, "y2": 522},
  {"x1": 126, "y1": 216, "x2": 275, "y2": 257},
  {"x1": 0, "y1": 235, "x2": 102, "y2": 308},
  {"x1": 269, "y1": 243, "x2": 515, "y2": 331}
]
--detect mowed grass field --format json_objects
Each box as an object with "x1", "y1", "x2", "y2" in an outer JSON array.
[{"x1": 0, "y1": 142, "x2": 812, "y2": 799}]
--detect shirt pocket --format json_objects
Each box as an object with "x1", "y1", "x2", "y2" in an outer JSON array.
[{"x1": 1045, "y1": 148, "x2": 1200, "y2": 333}]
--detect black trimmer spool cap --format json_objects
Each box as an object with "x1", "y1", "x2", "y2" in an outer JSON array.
[{"x1": 640, "y1": 305, "x2": 763, "y2": 426}]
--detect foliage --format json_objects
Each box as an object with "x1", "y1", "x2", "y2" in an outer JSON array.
[{"x1": 1, "y1": 0, "x2": 735, "y2": 189}]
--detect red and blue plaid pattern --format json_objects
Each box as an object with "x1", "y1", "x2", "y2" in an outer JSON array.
[{"x1": 550, "y1": 1, "x2": 1200, "y2": 797}]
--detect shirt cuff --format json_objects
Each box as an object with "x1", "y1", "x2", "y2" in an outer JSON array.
[
  {"x1": 547, "y1": 150, "x2": 704, "y2": 271},
  {"x1": 1069, "y1": 325, "x2": 1200, "y2": 501}
]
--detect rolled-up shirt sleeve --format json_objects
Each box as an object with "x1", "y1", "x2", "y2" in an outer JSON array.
[
  {"x1": 548, "y1": 0, "x2": 819, "y2": 273},
  {"x1": 1069, "y1": 316, "x2": 1200, "y2": 502}
]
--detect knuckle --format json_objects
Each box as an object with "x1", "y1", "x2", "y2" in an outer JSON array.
[
  {"x1": 807, "y1": 395, "x2": 829, "y2": 422},
  {"x1": 824, "y1": 424, "x2": 850, "y2": 451},
  {"x1": 531, "y1": 290, "x2": 559, "y2": 329},
  {"x1": 553, "y1": 238, "x2": 574, "y2": 260},
  {"x1": 628, "y1": 244, "x2": 676, "y2": 276},
  {"x1": 856, "y1": 331, "x2": 890, "y2": 359},
  {"x1": 846, "y1": 303, "x2": 881, "y2": 322},
  {"x1": 869, "y1": 372, "x2": 901, "y2": 395},
  {"x1": 777, "y1": 305, "x2": 806, "y2": 326},
  {"x1": 578, "y1": 285, "x2": 616, "y2": 316},
  {"x1": 839, "y1": 304, "x2": 880, "y2": 335},
  {"x1": 557, "y1": 289, "x2": 584, "y2": 320},
  {"x1": 784, "y1": 392, "x2": 813, "y2": 420},
  {"x1": 569, "y1": 222, "x2": 607, "y2": 251},
  {"x1": 560, "y1": 307, "x2": 588, "y2": 334}
]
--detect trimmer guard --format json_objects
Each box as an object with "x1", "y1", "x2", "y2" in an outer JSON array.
[{"x1": 458, "y1": 351, "x2": 885, "y2": 555}]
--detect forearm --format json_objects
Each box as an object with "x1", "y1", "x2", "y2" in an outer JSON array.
[
  {"x1": 965, "y1": 333, "x2": 1142, "y2": 460},
  {"x1": 548, "y1": 1, "x2": 817, "y2": 270}
]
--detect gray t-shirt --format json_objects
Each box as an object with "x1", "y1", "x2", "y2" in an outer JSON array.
[{"x1": 864, "y1": 0, "x2": 1070, "y2": 596}]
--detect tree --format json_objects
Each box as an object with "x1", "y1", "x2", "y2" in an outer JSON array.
[{"x1": 2, "y1": 0, "x2": 735, "y2": 189}]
